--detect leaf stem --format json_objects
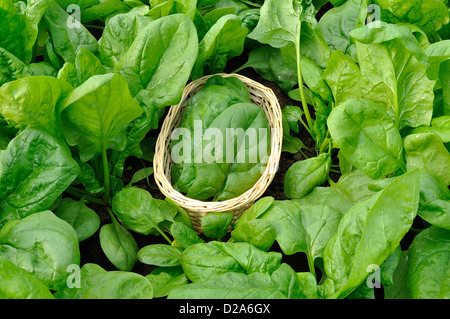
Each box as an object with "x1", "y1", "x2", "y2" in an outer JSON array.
[
  {"x1": 295, "y1": 22, "x2": 314, "y2": 133},
  {"x1": 102, "y1": 147, "x2": 110, "y2": 204}
]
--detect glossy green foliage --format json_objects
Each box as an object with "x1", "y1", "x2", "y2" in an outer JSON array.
[{"x1": 171, "y1": 75, "x2": 270, "y2": 201}]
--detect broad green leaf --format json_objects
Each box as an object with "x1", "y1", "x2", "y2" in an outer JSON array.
[
  {"x1": 0, "y1": 211, "x2": 80, "y2": 291},
  {"x1": 0, "y1": 128, "x2": 79, "y2": 228},
  {"x1": 0, "y1": 76, "x2": 72, "y2": 137},
  {"x1": 0, "y1": 255, "x2": 54, "y2": 299},
  {"x1": 318, "y1": 0, "x2": 368, "y2": 58},
  {"x1": 322, "y1": 49, "x2": 362, "y2": 106},
  {"x1": 192, "y1": 14, "x2": 248, "y2": 78},
  {"x1": 284, "y1": 153, "x2": 331, "y2": 199},
  {"x1": 74, "y1": 48, "x2": 106, "y2": 85},
  {"x1": 170, "y1": 222, "x2": 204, "y2": 249},
  {"x1": 54, "y1": 263, "x2": 153, "y2": 299},
  {"x1": 180, "y1": 241, "x2": 282, "y2": 283},
  {"x1": 55, "y1": 198, "x2": 100, "y2": 242},
  {"x1": 112, "y1": 187, "x2": 167, "y2": 235},
  {"x1": 138, "y1": 244, "x2": 184, "y2": 267},
  {"x1": 384, "y1": 250, "x2": 412, "y2": 299},
  {"x1": 145, "y1": 267, "x2": 188, "y2": 298},
  {"x1": 327, "y1": 98, "x2": 405, "y2": 179},
  {"x1": 413, "y1": 116, "x2": 450, "y2": 143},
  {"x1": 231, "y1": 219, "x2": 276, "y2": 251},
  {"x1": 372, "y1": 0, "x2": 449, "y2": 34},
  {"x1": 61, "y1": 73, "x2": 144, "y2": 161},
  {"x1": 201, "y1": 212, "x2": 233, "y2": 240},
  {"x1": 404, "y1": 133, "x2": 450, "y2": 185},
  {"x1": 236, "y1": 196, "x2": 275, "y2": 226},
  {"x1": 417, "y1": 170, "x2": 450, "y2": 229},
  {"x1": 168, "y1": 271, "x2": 287, "y2": 299},
  {"x1": 0, "y1": 0, "x2": 52, "y2": 63},
  {"x1": 98, "y1": 11, "x2": 153, "y2": 69},
  {"x1": 261, "y1": 201, "x2": 342, "y2": 262},
  {"x1": 43, "y1": 2, "x2": 98, "y2": 66},
  {"x1": 320, "y1": 170, "x2": 420, "y2": 299},
  {"x1": 99, "y1": 219, "x2": 138, "y2": 272},
  {"x1": 247, "y1": 0, "x2": 299, "y2": 48},
  {"x1": 350, "y1": 23, "x2": 435, "y2": 129},
  {"x1": 408, "y1": 226, "x2": 450, "y2": 299},
  {"x1": 118, "y1": 13, "x2": 198, "y2": 108}
]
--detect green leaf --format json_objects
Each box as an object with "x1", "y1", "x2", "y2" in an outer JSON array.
[
  {"x1": 327, "y1": 98, "x2": 405, "y2": 179},
  {"x1": 180, "y1": 241, "x2": 282, "y2": 283},
  {"x1": 231, "y1": 219, "x2": 276, "y2": 251},
  {"x1": 118, "y1": 13, "x2": 198, "y2": 108},
  {"x1": 417, "y1": 170, "x2": 450, "y2": 229},
  {"x1": 372, "y1": 0, "x2": 449, "y2": 34},
  {"x1": 112, "y1": 187, "x2": 167, "y2": 235},
  {"x1": 170, "y1": 222, "x2": 204, "y2": 249},
  {"x1": 192, "y1": 14, "x2": 248, "y2": 78},
  {"x1": 99, "y1": 218, "x2": 138, "y2": 272},
  {"x1": 0, "y1": 255, "x2": 54, "y2": 299},
  {"x1": 145, "y1": 267, "x2": 188, "y2": 298},
  {"x1": 284, "y1": 153, "x2": 331, "y2": 199},
  {"x1": 0, "y1": 211, "x2": 80, "y2": 290},
  {"x1": 138, "y1": 244, "x2": 184, "y2": 267},
  {"x1": 350, "y1": 23, "x2": 435, "y2": 129},
  {"x1": 320, "y1": 170, "x2": 420, "y2": 299},
  {"x1": 43, "y1": 2, "x2": 98, "y2": 66},
  {"x1": 168, "y1": 271, "x2": 287, "y2": 299},
  {"x1": 0, "y1": 76, "x2": 73, "y2": 137},
  {"x1": 0, "y1": 0, "x2": 53, "y2": 63},
  {"x1": 201, "y1": 212, "x2": 233, "y2": 240},
  {"x1": 322, "y1": 49, "x2": 362, "y2": 106},
  {"x1": 261, "y1": 201, "x2": 342, "y2": 263},
  {"x1": 0, "y1": 128, "x2": 79, "y2": 228},
  {"x1": 408, "y1": 226, "x2": 450, "y2": 299},
  {"x1": 54, "y1": 263, "x2": 153, "y2": 299},
  {"x1": 247, "y1": 0, "x2": 298, "y2": 48},
  {"x1": 318, "y1": 0, "x2": 368, "y2": 59},
  {"x1": 404, "y1": 133, "x2": 450, "y2": 185},
  {"x1": 98, "y1": 11, "x2": 154, "y2": 69},
  {"x1": 61, "y1": 73, "x2": 144, "y2": 162},
  {"x1": 54, "y1": 198, "x2": 100, "y2": 242}
]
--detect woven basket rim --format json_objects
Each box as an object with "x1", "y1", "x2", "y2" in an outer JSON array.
[{"x1": 153, "y1": 73, "x2": 283, "y2": 214}]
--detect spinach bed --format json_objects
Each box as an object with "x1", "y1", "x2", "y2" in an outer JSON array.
[{"x1": 0, "y1": 0, "x2": 449, "y2": 300}]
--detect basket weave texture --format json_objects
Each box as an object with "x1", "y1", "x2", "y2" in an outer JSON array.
[{"x1": 153, "y1": 73, "x2": 283, "y2": 233}]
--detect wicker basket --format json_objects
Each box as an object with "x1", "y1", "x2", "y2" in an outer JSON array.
[{"x1": 153, "y1": 73, "x2": 282, "y2": 233}]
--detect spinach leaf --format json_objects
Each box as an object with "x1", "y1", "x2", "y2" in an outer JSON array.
[
  {"x1": 404, "y1": 133, "x2": 450, "y2": 185},
  {"x1": 322, "y1": 49, "x2": 361, "y2": 106},
  {"x1": 61, "y1": 73, "x2": 144, "y2": 162},
  {"x1": 192, "y1": 14, "x2": 248, "y2": 78},
  {"x1": 0, "y1": 76, "x2": 72, "y2": 137},
  {"x1": 320, "y1": 170, "x2": 420, "y2": 299},
  {"x1": 118, "y1": 13, "x2": 199, "y2": 108},
  {"x1": 180, "y1": 241, "x2": 282, "y2": 283},
  {"x1": 0, "y1": 255, "x2": 54, "y2": 299},
  {"x1": 54, "y1": 263, "x2": 153, "y2": 299},
  {"x1": 318, "y1": 0, "x2": 368, "y2": 59},
  {"x1": 0, "y1": 128, "x2": 79, "y2": 228},
  {"x1": 43, "y1": 2, "x2": 99, "y2": 67},
  {"x1": 407, "y1": 226, "x2": 450, "y2": 298},
  {"x1": 55, "y1": 198, "x2": 100, "y2": 242},
  {"x1": 284, "y1": 153, "x2": 331, "y2": 199},
  {"x1": 100, "y1": 213, "x2": 138, "y2": 272},
  {"x1": 138, "y1": 244, "x2": 184, "y2": 267},
  {"x1": 350, "y1": 23, "x2": 435, "y2": 130},
  {"x1": 372, "y1": 0, "x2": 449, "y2": 34},
  {"x1": 0, "y1": 211, "x2": 80, "y2": 290},
  {"x1": 328, "y1": 98, "x2": 405, "y2": 179}
]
